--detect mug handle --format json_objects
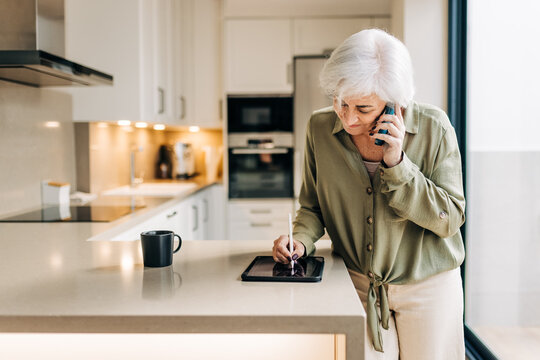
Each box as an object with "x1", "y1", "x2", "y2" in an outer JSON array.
[{"x1": 173, "y1": 234, "x2": 182, "y2": 253}]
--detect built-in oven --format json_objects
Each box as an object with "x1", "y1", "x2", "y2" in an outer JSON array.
[
  {"x1": 227, "y1": 95, "x2": 293, "y2": 133},
  {"x1": 228, "y1": 133, "x2": 294, "y2": 199}
]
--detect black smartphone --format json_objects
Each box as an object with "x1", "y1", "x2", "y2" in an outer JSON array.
[{"x1": 374, "y1": 104, "x2": 395, "y2": 146}]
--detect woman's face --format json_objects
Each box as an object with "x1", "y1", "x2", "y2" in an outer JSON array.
[{"x1": 333, "y1": 93, "x2": 387, "y2": 136}]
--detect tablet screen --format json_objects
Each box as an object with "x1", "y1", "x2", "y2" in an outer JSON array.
[{"x1": 241, "y1": 256, "x2": 324, "y2": 282}]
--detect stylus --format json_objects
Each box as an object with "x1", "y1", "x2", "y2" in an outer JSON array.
[{"x1": 288, "y1": 213, "x2": 294, "y2": 270}]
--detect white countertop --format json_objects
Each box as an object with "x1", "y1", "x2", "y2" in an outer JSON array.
[{"x1": 0, "y1": 181, "x2": 366, "y2": 357}]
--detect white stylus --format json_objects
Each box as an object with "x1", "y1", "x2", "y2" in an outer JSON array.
[{"x1": 288, "y1": 213, "x2": 294, "y2": 270}]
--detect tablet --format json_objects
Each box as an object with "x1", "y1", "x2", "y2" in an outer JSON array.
[{"x1": 241, "y1": 256, "x2": 324, "y2": 282}]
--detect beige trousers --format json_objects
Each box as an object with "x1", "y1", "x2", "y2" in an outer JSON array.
[{"x1": 348, "y1": 268, "x2": 465, "y2": 360}]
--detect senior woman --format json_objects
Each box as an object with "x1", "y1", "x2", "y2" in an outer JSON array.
[{"x1": 272, "y1": 29, "x2": 465, "y2": 359}]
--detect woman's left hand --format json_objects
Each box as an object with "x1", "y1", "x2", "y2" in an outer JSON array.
[{"x1": 371, "y1": 106, "x2": 406, "y2": 167}]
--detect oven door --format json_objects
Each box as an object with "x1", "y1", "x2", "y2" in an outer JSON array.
[{"x1": 228, "y1": 147, "x2": 293, "y2": 199}]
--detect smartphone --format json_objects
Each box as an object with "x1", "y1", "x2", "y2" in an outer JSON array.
[{"x1": 374, "y1": 104, "x2": 395, "y2": 146}]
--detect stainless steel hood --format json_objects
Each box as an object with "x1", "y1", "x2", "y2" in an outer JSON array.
[{"x1": 0, "y1": 0, "x2": 113, "y2": 87}]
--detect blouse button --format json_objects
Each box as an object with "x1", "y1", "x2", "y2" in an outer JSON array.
[
  {"x1": 368, "y1": 271, "x2": 374, "y2": 278},
  {"x1": 379, "y1": 169, "x2": 384, "y2": 176},
  {"x1": 439, "y1": 211, "x2": 447, "y2": 219},
  {"x1": 366, "y1": 216, "x2": 373, "y2": 225},
  {"x1": 367, "y1": 243, "x2": 373, "y2": 251},
  {"x1": 366, "y1": 187, "x2": 373, "y2": 195}
]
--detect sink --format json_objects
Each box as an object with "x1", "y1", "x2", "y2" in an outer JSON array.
[{"x1": 102, "y1": 182, "x2": 198, "y2": 197}]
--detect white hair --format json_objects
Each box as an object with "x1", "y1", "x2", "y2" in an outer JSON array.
[{"x1": 319, "y1": 29, "x2": 415, "y2": 108}]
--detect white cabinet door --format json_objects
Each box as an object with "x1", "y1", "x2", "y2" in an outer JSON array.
[
  {"x1": 178, "y1": 0, "x2": 223, "y2": 128},
  {"x1": 160, "y1": 203, "x2": 186, "y2": 235},
  {"x1": 108, "y1": 186, "x2": 222, "y2": 242},
  {"x1": 180, "y1": 184, "x2": 225, "y2": 240},
  {"x1": 206, "y1": 184, "x2": 225, "y2": 240},
  {"x1": 188, "y1": 187, "x2": 211, "y2": 240},
  {"x1": 65, "y1": 0, "x2": 178, "y2": 124},
  {"x1": 292, "y1": 18, "x2": 372, "y2": 55},
  {"x1": 186, "y1": 193, "x2": 203, "y2": 240},
  {"x1": 151, "y1": 0, "x2": 175, "y2": 124},
  {"x1": 110, "y1": 204, "x2": 182, "y2": 242},
  {"x1": 66, "y1": 0, "x2": 142, "y2": 122},
  {"x1": 199, "y1": 191, "x2": 210, "y2": 240},
  {"x1": 225, "y1": 19, "x2": 293, "y2": 94}
]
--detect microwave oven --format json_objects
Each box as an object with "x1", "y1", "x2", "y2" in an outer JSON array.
[{"x1": 227, "y1": 96, "x2": 293, "y2": 133}]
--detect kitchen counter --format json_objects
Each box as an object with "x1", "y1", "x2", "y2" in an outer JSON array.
[
  {"x1": 0, "y1": 177, "x2": 366, "y2": 358},
  {"x1": 0, "y1": 229, "x2": 365, "y2": 358}
]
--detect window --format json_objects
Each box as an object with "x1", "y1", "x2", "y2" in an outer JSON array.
[{"x1": 465, "y1": 1, "x2": 540, "y2": 358}]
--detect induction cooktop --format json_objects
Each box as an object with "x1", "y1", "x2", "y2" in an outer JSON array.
[{"x1": 0, "y1": 205, "x2": 145, "y2": 223}]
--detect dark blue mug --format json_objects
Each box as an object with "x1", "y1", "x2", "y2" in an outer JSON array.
[{"x1": 140, "y1": 230, "x2": 182, "y2": 267}]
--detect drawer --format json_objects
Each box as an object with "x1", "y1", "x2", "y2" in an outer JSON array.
[
  {"x1": 228, "y1": 220, "x2": 288, "y2": 241},
  {"x1": 228, "y1": 200, "x2": 294, "y2": 221}
]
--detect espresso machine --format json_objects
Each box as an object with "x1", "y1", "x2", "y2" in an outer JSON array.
[{"x1": 173, "y1": 142, "x2": 195, "y2": 179}]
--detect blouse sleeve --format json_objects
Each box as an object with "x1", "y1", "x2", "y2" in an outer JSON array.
[
  {"x1": 380, "y1": 125, "x2": 466, "y2": 238},
  {"x1": 293, "y1": 117, "x2": 326, "y2": 256}
]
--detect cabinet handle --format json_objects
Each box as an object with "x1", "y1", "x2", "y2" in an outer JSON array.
[
  {"x1": 286, "y1": 62, "x2": 292, "y2": 84},
  {"x1": 180, "y1": 96, "x2": 186, "y2": 119},
  {"x1": 158, "y1": 87, "x2": 165, "y2": 114},
  {"x1": 166, "y1": 210, "x2": 178, "y2": 219},
  {"x1": 176, "y1": 96, "x2": 182, "y2": 120},
  {"x1": 219, "y1": 98, "x2": 223, "y2": 119},
  {"x1": 250, "y1": 209, "x2": 271, "y2": 214},
  {"x1": 203, "y1": 199, "x2": 209, "y2": 222},
  {"x1": 192, "y1": 205, "x2": 198, "y2": 232},
  {"x1": 231, "y1": 148, "x2": 289, "y2": 155},
  {"x1": 250, "y1": 222, "x2": 272, "y2": 227}
]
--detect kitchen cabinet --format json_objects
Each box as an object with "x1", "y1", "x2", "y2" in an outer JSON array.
[
  {"x1": 109, "y1": 184, "x2": 224, "y2": 241},
  {"x1": 176, "y1": 0, "x2": 223, "y2": 128},
  {"x1": 65, "y1": 0, "x2": 177, "y2": 124},
  {"x1": 224, "y1": 19, "x2": 293, "y2": 94},
  {"x1": 185, "y1": 184, "x2": 225, "y2": 240},
  {"x1": 185, "y1": 190, "x2": 205, "y2": 240},
  {"x1": 110, "y1": 200, "x2": 188, "y2": 242},
  {"x1": 292, "y1": 18, "x2": 372, "y2": 55},
  {"x1": 227, "y1": 199, "x2": 294, "y2": 240},
  {"x1": 224, "y1": 16, "x2": 390, "y2": 94}
]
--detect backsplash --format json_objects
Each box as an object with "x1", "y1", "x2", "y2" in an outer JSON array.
[
  {"x1": 76, "y1": 123, "x2": 223, "y2": 194},
  {"x1": 0, "y1": 83, "x2": 76, "y2": 216}
]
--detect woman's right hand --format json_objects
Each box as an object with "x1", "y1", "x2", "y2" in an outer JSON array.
[{"x1": 272, "y1": 235, "x2": 306, "y2": 264}]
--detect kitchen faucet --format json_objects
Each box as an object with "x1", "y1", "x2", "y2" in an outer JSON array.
[{"x1": 130, "y1": 146, "x2": 144, "y2": 187}]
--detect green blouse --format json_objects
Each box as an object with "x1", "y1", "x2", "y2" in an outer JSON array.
[{"x1": 293, "y1": 101, "x2": 466, "y2": 352}]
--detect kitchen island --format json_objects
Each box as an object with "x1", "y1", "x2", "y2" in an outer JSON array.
[{"x1": 0, "y1": 213, "x2": 365, "y2": 359}]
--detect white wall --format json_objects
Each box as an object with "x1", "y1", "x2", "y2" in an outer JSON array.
[{"x1": 392, "y1": 0, "x2": 448, "y2": 111}]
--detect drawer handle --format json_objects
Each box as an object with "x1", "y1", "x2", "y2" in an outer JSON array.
[
  {"x1": 166, "y1": 211, "x2": 178, "y2": 218},
  {"x1": 250, "y1": 222, "x2": 272, "y2": 227},
  {"x1": 250, "y1": 209, "x2": 271, "y2": 214}
]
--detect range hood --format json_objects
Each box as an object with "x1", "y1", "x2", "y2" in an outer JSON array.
[{"x1": 0, "y1": 0, "x2": 113, "y2": 87}]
